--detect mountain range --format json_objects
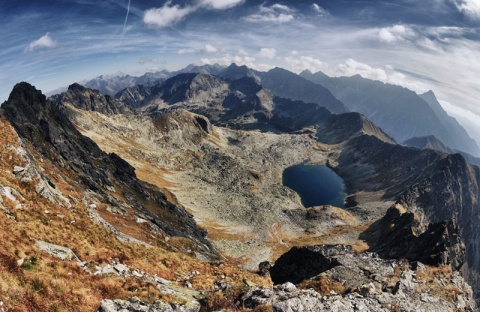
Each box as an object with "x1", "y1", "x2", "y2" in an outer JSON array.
[
  {"x1": 80, "y1": 63, "x2": 479, "y2": 158},
  {"x1": 1, "y1": 64, "x2": 480, "y2": 310},
  {"x1": 300, "y1": 69, "x2": 480, "y2": 156}
]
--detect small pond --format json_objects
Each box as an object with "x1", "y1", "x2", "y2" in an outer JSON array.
[
  {"x1": 241, "y1": 123, "x2": 284, "y2": 134},
  {"x1": 283, "y1": 164, "x2": 346, "y2": 208}
]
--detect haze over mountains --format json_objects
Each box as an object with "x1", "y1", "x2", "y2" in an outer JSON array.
[
  {"x1": 300, "y1": 69, "x2": 480, "y2": 156},
  {"x1": 79, "y1": 63, "x2": 479, "y2": 158}
]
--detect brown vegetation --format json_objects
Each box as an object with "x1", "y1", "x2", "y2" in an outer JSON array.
[{"x1": 0, "y1": 117, "x2": 271, "y2": 311}]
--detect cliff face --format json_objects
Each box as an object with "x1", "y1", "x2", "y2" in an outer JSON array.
[
  {"x1": 331, "y1": 130, "x2": 480, "y2": 300},
  {"x1": 396, "y1": 154, "x2": 480, "y2": 298}
]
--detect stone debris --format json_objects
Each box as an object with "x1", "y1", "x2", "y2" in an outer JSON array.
[
  {"x1": 98, "y1": 296, "x2": 201, "y2": 312},
  {"x1": 240, "y1": 244, "x2": 476, "y2": 311}
]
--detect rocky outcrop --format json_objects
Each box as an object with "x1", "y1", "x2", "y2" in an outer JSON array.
[
  {"x1": 395, "y1": 154, "x2": 480, "y2": 299},
  {"x1": 245, "y1": 244, "x2": 476, "y2": 311},
  {"x1": 240, "y1": 277, "x2": 475, "y2": 312},
  {"x1": 332, "y1": 131, "x2": 480, "y2": 301},
  {"x1": 52, "y1": 83, "x2": 132, "y2": 115},
  {"x1": 270, "y1": 245, "x2": 346, "y2": 285},
  {"x1": 362, "y1": 205, "x2": 466, "y2": 270}
]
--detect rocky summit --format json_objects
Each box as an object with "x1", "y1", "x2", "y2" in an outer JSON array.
[{"x1": 1, "y1": 66, "x2": 480, "y2": 312}]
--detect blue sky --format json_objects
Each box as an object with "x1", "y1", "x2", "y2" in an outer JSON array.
[{"x1": 1, "y1": 0, "x2": 480, "y2": 144}]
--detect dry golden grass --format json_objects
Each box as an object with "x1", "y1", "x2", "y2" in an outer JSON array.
[
  {"x1": 297, "y1": 275, "x2": 348, "y2": 295},
  {"x1": 0, "y1": 117, "x2": 271, "y2": 311},
  {"x1": 415, "y1": 265, "x2": 461, "y2": 302}
]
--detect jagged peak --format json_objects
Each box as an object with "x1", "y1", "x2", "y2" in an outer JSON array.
[
  {"x1": 68, "y1": 82, "x2": 87, "y2": 92},
  {"x1": 9, "y1": 81, "x2": 44, "y2": 98},
  {"x1": 4, "y1": 82, "x2": 48, "y2": 118},
  {"x1": 300, "y1": 69, "x2": 313, "y2": 75}
]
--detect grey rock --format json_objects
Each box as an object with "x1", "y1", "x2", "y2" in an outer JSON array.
[
  {"x1": 256, "y1": 244, "x2": 477, "y2": 311},
  {"x1": 97, "y1": 297, "x2": 201, "y2": 312},
  {"x1": 114, "y1": 263, "x2": 129, "y2": 275},
  {"x1": 36, "y1": 240, "x2": 80, "y2": 262},
  {"x1": 12, "y1": 166, "x2": 25, "y2": 174}
]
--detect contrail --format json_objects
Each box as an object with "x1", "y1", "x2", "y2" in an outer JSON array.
[{"x1": 122, "y1": 0, "x2": 131, "y2": 35}]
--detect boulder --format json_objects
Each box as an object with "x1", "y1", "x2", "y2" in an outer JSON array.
[{"x1": 269, "y1": 245, "x2": 348, "y2": 284}]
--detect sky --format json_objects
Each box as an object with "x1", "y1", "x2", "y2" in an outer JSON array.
[{"x1": 1, "y1": 0, "x2": 480, "y2": 145}]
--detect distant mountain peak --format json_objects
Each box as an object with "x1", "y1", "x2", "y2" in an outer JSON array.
[{"x1": 68, "y1": 82, "x2": 87, "y2": 92}]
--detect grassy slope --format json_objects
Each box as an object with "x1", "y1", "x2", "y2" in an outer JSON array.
[{"x1": 0, "y1": 116, "x2": 270, "y2": 311}]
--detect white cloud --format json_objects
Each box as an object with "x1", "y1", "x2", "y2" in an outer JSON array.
[
  {"x1": 144, "y1": 0, "x2": 244, "y2": 28},
  {"x1": 312, "y1": 3, "x2": 329, "y2": 16},
  {"x1": 199, "y1": 0, "x2": 244, "y2": 10},
  {"x1": 144, "y1": 2, "x2": 194, "y2": 28},
  {"x1": 378, "y1": 24, "x2": 414, "y2": 43},
  {"x1": 177, "y1": 48, "x2": 196, "y2": 55},
  {"x1": 455, "y1": 0, "x2": 480, "y2": 20},
  {"x1": 291, "y1": 50, "x2": 299, "y2": 55},
  {"x1": 203, "y1": 44, "x2": 219, "y2": 53},
  {"x1": 334, "y1": 58, "x2": 388, "y2": 80},
  {"x1": 285, "y1": 55, "x2": 326, "y2": 73},
  {"x1": 138, "y1": 57, "x2": 158, "y2": 65},
  {"x1": 257, "y1": 48, "x2": 276, "y2": 59},
  {"x1": 270, "y1": 4, "x2": 292, "y2": 12},
  {"x1": 245, "y1": 4, "x2": 295, "y2": 23},
  {"x1": 332, "y1": 58, "x2": 427, "y2": 92},
  {"x1": 26, "y1": 33, "x2": 58, "y2": 52}
]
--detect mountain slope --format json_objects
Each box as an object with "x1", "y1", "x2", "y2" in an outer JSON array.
[
  {"x1": 255, "y1": 67, "x2": 348, "y2": 114},
  {"x1": 403, "y1": 135, "x2": 453, "y2": 153},
  {"x1": 419, "y1": 90, "x2": 478, "y2": 153},
  {"x1": 404, "y1": 135, "x2": 480, "y2": 166},
  {"x1": 2, "y1": 82, "x2": 215, "y2": 256},
  {"x1": 2, "y1": 80, "x2": 479, "y2": 310},
  {"x1": 329, "y1": 130, "x2": 480, "y2": 302},
  {"x1": 300, "y1": 70, "x2": 480, "y2": 157}
]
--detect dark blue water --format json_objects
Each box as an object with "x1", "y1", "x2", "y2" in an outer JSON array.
[
  {"x1": 283, "y1": 165, "x2": 346, "y2": 208},
  {"x1": 242, "y1": 123, "x2": 283, "y2": 134}
]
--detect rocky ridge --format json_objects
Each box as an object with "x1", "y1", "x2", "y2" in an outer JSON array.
[
  {"x1": 115, "y1": 73, "x2": 333, "y2": 132},
  {"x1": 242, "y1": 245, "x2": 476, "y2": 311},
  {"x1": 403, "y1": 135, "x2": 480, "y2": 166}
]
